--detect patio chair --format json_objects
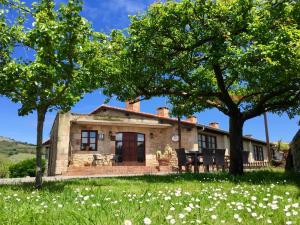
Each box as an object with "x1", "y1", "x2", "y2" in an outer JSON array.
[
  {"x1": 214, "y1": 149, "x2": 226, "y2": 171},
  {"x1": 202, "y1": 148, "x2": 214, "y2": 172},
  {"x1": 92, "y1": 154, "x2": 104, "y2": 166},
  {"x1": 175, "y1": 148, "x2": 192, "y2": 173},
  {"x1": 111, "y1": 154, "x2": 121, "y2": 164}
]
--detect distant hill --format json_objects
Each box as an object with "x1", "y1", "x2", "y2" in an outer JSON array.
[{"x1": 0, "y1": 136, "x2": 38, "y2": 163}]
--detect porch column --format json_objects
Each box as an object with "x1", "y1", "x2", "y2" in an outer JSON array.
[{"x1": 54, "y1": 112, "x2": 72, "y2": 175}]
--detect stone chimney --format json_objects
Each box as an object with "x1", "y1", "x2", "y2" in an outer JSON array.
[
  {"x1": 125, "y1": 98, "x2": 140, "y2": 112},
  {"x1": 209, "y1": 122, "x2": 219, "y2": 129},
  {"x1": 157, "y1": 107, "x2": 169, "y2": 118},
  {"x1": 187, "y1": 115, "x2": 197, "y2": 123}
]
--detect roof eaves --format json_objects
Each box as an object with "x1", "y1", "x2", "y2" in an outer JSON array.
[{"x1": 196, "y1": 124, "x2": 267, "y2": 144}]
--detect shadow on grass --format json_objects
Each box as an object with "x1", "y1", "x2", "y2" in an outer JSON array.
[{"x1": 1, "y1": 170, "x2": 300, "y2": 194}]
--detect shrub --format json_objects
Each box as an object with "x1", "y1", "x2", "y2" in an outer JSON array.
[
  {"x1": 9, "y1": 158, "x2": 45, "y2": 178},
  {"x1": 0, "y1": 158, "x2": 11, "y2": 178}
]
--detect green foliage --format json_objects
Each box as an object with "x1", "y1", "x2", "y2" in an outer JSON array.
[
  {"x1": 1, "y1": 0, "x2": 102, "y2": 108},
  {"x1": 104, "y1": 0, "x2": 300, "y2": 119},
  {"x1": 0, "y1": 0, "x2": 107, "y2": 116},
  {"x1": 9, "y1": 158, "x2": 45, "y2": 178},
  {"x1": 0, "y1": 158, "x2": 11, "y2": 178},
  {"x1": 0, "y1": 0, "x2": 109, "y2": 186}
]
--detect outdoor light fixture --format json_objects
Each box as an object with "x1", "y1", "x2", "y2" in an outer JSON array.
[
  {"x1": 150, "y1": 132, "x2": 154, "y2": 139},
  {"x1": 98, "y1": 132, "x2": 104, "y2": 141}
]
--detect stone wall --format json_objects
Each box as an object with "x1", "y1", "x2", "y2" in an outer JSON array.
[
  {"x1": 291, "y1": 130, "x2": 300, "y2": 173},
  {"x1": 67, "y1": 109, "x2": 197, "y2": 167},
  {"x1": 49, "y1": 112, "x2": 73, "y2": 175},
  {"x1": 197, "y1": 130, "x2": 269, "y2": 162},
  {"x1": 47, "y1": 114, "x2": 59, "y2": 176},
  {"x1": 69, "y1": 122, "x2": 196, "y2": 167},
  {"x1": 49, "y1": 106, "x2": 269, "y2": 174}
]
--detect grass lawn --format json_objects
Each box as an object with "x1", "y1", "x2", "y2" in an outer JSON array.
[{"x1": 0, "y1": 170, "x2": 299, "y2": 225}]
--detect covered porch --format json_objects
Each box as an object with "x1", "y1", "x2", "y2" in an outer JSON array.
[{"x1": 68, "y1": 118, "x2": 175, "y2": 170}]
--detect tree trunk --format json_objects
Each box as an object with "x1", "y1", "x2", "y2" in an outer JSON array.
[
  {"x1": 229, "y1": 114, "x2": 244, "y2": 176},
  {"x1": 35, "y1": 108, "x2": 46, "y2": 189}
]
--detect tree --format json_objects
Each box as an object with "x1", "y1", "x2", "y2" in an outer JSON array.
[
  {"x1": 103, "y1": 0, "x2": 300, "y2": 175},
  {"x1": 0, "y1": 0, "x2": 107, "y2": 187}
]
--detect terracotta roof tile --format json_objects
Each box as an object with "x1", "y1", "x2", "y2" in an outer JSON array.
[{"x1": 90, "y1": 104, "x2": 196, "y2": 125}]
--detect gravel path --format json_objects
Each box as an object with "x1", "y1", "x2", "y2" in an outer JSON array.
[{"x1": 0, "y1": 172, "x2": 175, "y2": 185}]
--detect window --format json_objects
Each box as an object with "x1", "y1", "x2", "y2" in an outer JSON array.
[
  {"x1": 253, "y1": 145, "x2": 264, "y2": 161},
  {"x1": 198, "y1": 133, "x2": 217, "y2": 152},
  {"x1": 81, "y1": 130, "x2": 97, "y2": 151}
]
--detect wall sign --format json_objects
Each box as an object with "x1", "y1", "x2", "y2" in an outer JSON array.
[{"x1": 172, "y1": 134, "x2": 179, "y2": 142}]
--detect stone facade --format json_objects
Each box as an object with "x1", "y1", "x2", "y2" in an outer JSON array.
[
  {"x1": 47, "y1": 106, "x2": 198, "y2": 175},
  {"x1": 47, "y1": 104, "x2": 269, "y2": 176},
  {"x1": 197, "y1": 130, "x2": 269, "y2": 162},
  {"x1": 290, "y1": 130, "x2": 300, "y2": 173}
]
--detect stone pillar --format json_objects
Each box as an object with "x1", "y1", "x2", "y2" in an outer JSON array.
[
  {"x1": 224, "y1": 135, "x2": 229, "y2": 155},
  {"x1": 54, "y1": 112, "x2": 72, "y2": 175}
]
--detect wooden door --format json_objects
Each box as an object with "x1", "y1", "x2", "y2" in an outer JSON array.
[{"x1": 122, "y1": 133, "x2": 137, "y2": 162}]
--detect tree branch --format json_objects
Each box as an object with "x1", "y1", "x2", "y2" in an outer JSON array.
[
  {"x1": 212, "y1": 63, "x2": 237, "y2": 111},
  {"x1": 243, "y1": 88, "x2": 300, "y2": 120}
]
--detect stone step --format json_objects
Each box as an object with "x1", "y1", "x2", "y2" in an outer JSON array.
[{"x1": 64, "y1": 165, "x2": 173, "y2": 176}]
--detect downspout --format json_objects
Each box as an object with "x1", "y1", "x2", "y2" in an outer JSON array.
[
  {"x1": 264, "y1": 112, "x2": 271, "y2": 161},
  {"x1": 178, "y1": 117, "x2": 182, "y2": 149}
]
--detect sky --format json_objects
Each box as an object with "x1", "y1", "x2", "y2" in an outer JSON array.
[{"x1": 0, "y1": 0, "x2": 299, "y2": 144}]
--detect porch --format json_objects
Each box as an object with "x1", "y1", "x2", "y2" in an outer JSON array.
[{"x1": 63, "y1": 165, "x2": 174, "y2": 176}]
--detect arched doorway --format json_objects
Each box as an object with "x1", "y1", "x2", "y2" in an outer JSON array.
[{"x1": 115, "y1": 132, "x2": 145, "y2": 163}]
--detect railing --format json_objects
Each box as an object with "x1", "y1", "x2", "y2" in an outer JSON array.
[{"x1": 243, "y1": 161, "x2": 270, "y2": 169}]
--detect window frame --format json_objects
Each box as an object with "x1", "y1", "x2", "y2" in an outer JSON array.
[
  {"x1": 253, "y1": 145, "x2": 264, "y2": 161},
  {"x1": 198, "y1": 133, "x2": 217, "y2": 152},
  {"x1": 80, "y1": 130, "x2": 98, "y2": 151}
]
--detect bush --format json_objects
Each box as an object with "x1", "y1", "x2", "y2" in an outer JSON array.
[
  {"x1": 9, "y1": 158, "x2": 45, "y2": 178},
  {"x1": 0, "y1": 158, "x2": 11, "y2": 178}
]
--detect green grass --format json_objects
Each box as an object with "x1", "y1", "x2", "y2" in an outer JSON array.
[{"x1": 0, "y1": 170, "x2": 300, "y2": 225}]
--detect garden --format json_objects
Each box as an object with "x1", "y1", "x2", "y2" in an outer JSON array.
[{"x1": 0, "y1": 170, "x2": 299, "y2": 225}]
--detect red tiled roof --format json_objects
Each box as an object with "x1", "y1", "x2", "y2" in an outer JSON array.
[
  {"x1": 42, "y1": 139, "x2": 50, "y2": 146},
  {"x1": 90, "y1": 104, "x2": 196, "y2": 125},
  {"x1": 90, "y1": 104, "x2": 266, "y2": 145}
]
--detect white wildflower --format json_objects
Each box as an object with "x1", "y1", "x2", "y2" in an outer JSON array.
[
  {"x1": 143, "y1": 217, "x2": 151, "y2": 225},
  {"x1": 211, "y1": 215, "x2": 217, "y2": 220},
  {"x1": 124, "y1": 220, "x2": 132, "y2": 225}
]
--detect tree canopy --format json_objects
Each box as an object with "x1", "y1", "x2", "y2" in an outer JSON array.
[
  {"x1": 1, "y1": 0, "x2": 107, "y2": 115},
  {"x1": 103, "y1": 0, "x2": 300, "y2": 175},
  {"x1": 0, "y1": 0, "x2": 108, "y2": 187}
]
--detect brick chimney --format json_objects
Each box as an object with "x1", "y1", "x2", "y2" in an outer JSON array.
[
  {"x1": 125, "y1": 98, "x2": 140, "y2": 112},
  {"x1": 209, "y1": 122, "x2": 219, "y2": 129},
  {"x1": 187, "y1": 115, "x2": 197, "y2": 123},
  {"x1": 157, "y1": 107, "x2": 169, "y2": 118}
]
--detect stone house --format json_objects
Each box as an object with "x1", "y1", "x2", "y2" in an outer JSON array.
[
  {"x1": 46, "y1": 101, "x2": 269, "y2": 176},
  {"x1": 290, "y1": 129, "x2": 300, "y2": 173}
]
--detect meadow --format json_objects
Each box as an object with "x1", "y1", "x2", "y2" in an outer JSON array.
[{"x1": 0, "y1": 170, "x2": 299, "y2": 225}]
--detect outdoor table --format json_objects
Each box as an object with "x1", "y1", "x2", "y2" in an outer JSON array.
[{"x1": 185, "y1": 151, "x2": 202, "y2": 173}]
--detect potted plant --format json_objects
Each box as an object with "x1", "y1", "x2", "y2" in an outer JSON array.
[{"x1": 156, "y1": 144, "x2": 173, "y2": 166}]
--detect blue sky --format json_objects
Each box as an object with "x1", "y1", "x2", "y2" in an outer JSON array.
[{"x1": 0, "y1": 0, "x2": 299, "y2": 144}]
